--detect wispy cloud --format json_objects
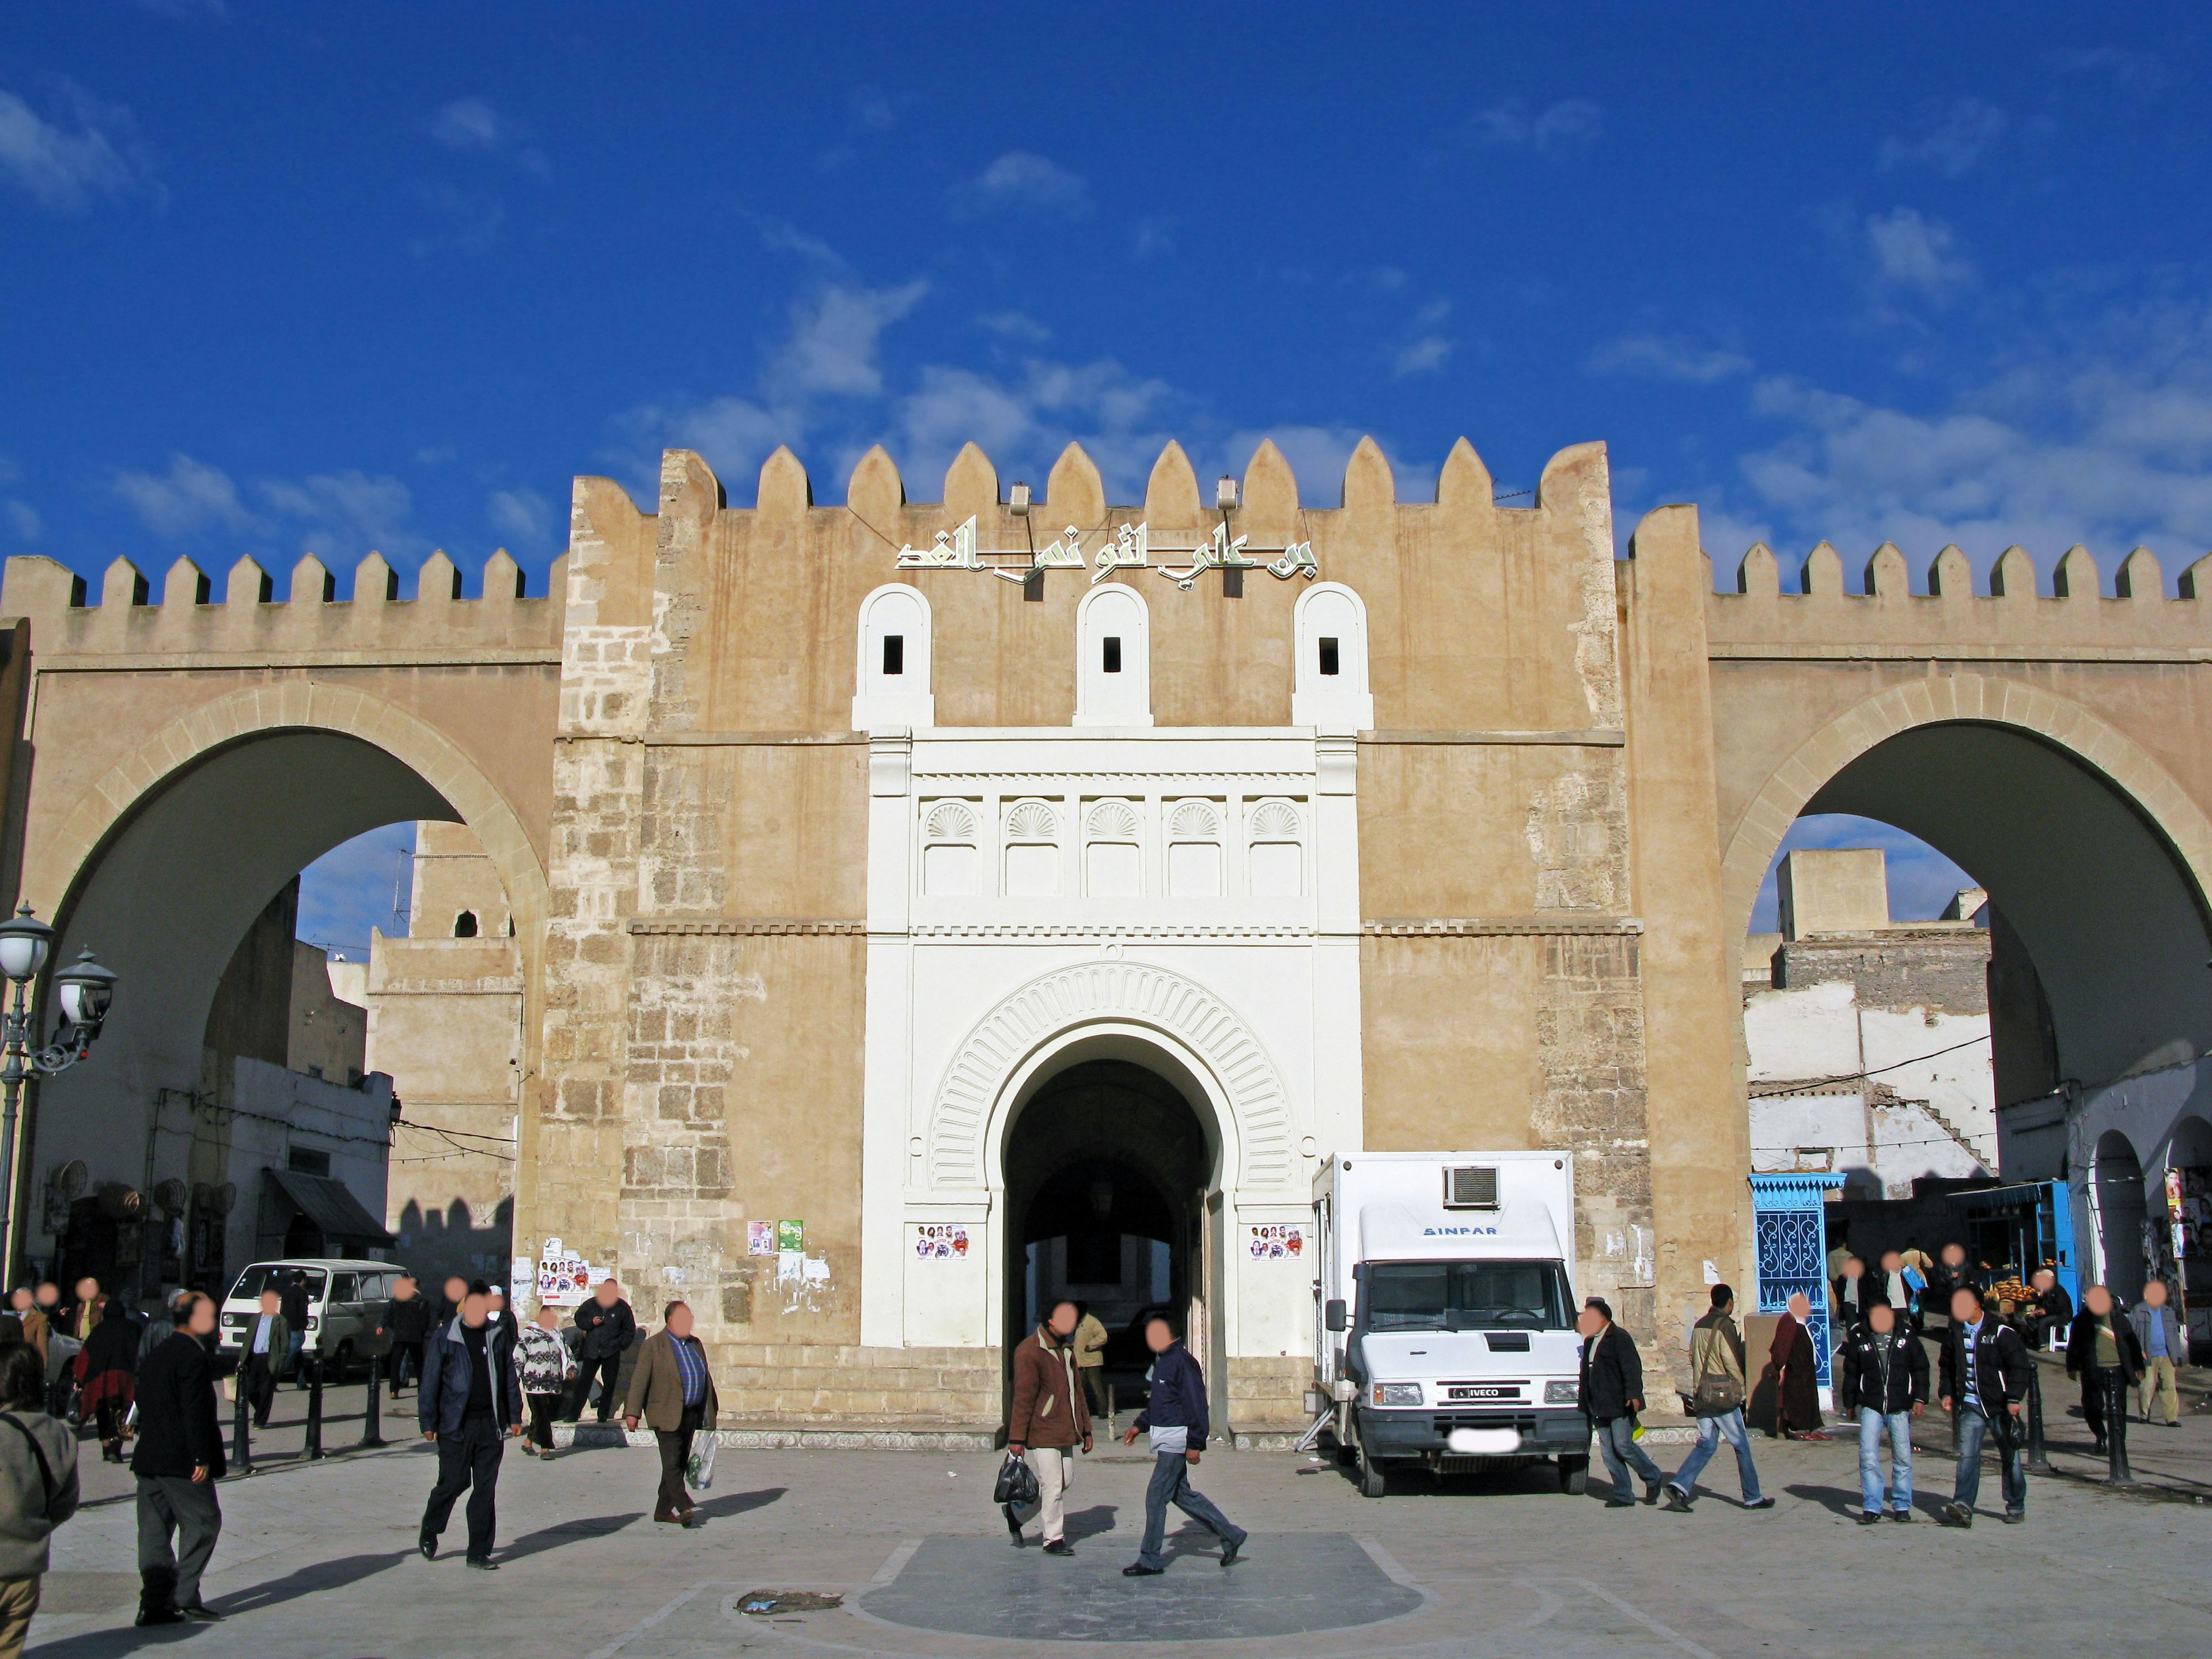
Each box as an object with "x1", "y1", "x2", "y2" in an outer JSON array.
[
  {"x1": 113, "y1": 453, "x2": 257, "y2": 537},
  {"x1": 429, "y1": 95, "x2": 547, "y2": 176},
  {"x1": 1588, "y1": 333, "x2": 1753, "y2": 384},
  {"x1": 2048, "y1": 46, "x2": 2168, "y2": 96},
  {"x1": 1474, "y1": 97, "x2": 1603, "y2": 156},
  {"x1": 1879, "y1": 97, "x2": 2007, "y2": 177},
  {"x1": 0, "y1": 82, "x2": 159, "y2": 213},
  {"x1": 1865, "y1": 207, "x2": 1976, "y2": 300},
  {"x1": 113, "y1": 452, "x2": 426, "y2": 573},
  {"x1": 5, "y1": 501, "x2": 39, "y2": 543},
  {"x1": 949, "y1": 151, "x2": 1091, "y2": 218},
  {"x1": 486, "y1": 487, "x2": 551, "y2": 548}
]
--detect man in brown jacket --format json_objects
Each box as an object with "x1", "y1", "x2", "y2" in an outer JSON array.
[
  {"x1": 1005, "y1": 1300, "x2": 1092, "y2": 1556},
  {"x1": 623, "y1": 1301, "x2": 718, "y2": 1528}
]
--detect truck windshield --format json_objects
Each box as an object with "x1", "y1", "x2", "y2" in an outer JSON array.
[{"x1": 1364, "y1": 1260, "x2": 1570, "y2": 1332}]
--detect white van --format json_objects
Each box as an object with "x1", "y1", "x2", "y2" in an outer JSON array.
[
  {"x1": 218, "y1": 1258, "x2": 400, "y2": 1376},
  {"x1": 1312, "y1": 1151, "x2": 1587, "y2": 1497}
]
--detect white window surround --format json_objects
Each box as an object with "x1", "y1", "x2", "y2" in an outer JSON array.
[
  {"x1": 1074, "y1": 582, "x2": 1152, "y2": 728},
  {"x1": 853, "y1": 582, "x2": 935, "y2": 730},
  {"x1": 1291, "y1": 581, "x2": 1374, "y2": 730}
]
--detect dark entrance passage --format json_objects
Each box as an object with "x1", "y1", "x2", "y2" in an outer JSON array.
[{"x1": 1002, "y1": 1059, "x2": 1215, "y2": 1413}]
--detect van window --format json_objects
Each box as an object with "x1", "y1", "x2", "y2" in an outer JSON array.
[
  {"x1": 227, "y1": 1264, "x2": 328, "y2": 1303},
  {"x1": 1362, "y1": 1259, "x2": 1571, "y2": 1332},
  {"x1": 331, "y1": 1274, "x2": 359, "y2": 1302}
]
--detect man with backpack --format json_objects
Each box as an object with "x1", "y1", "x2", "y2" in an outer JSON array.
[{"x1": 1661, "y1": 1284, "x2": 1772, "y2": 1512}]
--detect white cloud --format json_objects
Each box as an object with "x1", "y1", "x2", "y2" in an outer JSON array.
[
  {"x1": 431, "y1": 97, "x2": 506, "y2": 150},
  {"x1": 2048, "y1": 46, "x2": 2167, "y2": 96},
  {"x1": 978, "y1": 312, "x2": 1051, "y2": 344},
  {"x1": 766, "y1": 280, "x2": 929, "y2": 402},
  {"x1": 257, "y1": 469, "x2": 416, "y2": 563},
  {"x1": 1588, "y1": 334, "x2": 1753, "y2": 384},
  {"x1": 113, "y1": 453, "x2": 257, "y2": 537},
  {"x1": 1392, "y1": 335, "x2": 1452, "y2": 378},
  {"x1": 0, "y1": 84, "x2": 156, "y2": 212},
  {"x1": 1879, "y1": 97, "x2": 2006, "y2": 177},
  {"x1": 1475, "y1": 97, "x2": 1603, "y2": 155},
  {"x1": 486, "y1": 487, "x2": 551, "y2": 547},
  {"x1": 5, "y1": 501, "x2": 40, "y2": 542},
  {"x1": 1865, "y1": 207, "x2": 1976, "y2": 298},
  {"x1": 949, "y1": 151, "x2": 1091, "y2": 218},
  {"x1": 1133, "y1": 217, "x2": 1175, "y2": 260}
]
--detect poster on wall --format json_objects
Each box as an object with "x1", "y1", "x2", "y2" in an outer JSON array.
[
  {"x1": 1246, "y1": 1224, "x2": 1304, "y2": 1260},
  {"x1": 747, "y1": 1221, "x2": 777, "y2": 1257},
  {"x1": 535, "y1": 1237, "x2": 596, "y2": 1307},
  {"x1": 776, "y1": 1219, "x2": 805, "y2": 1253},
  {"x1": 914, "y1": 1224, "x2": 969, "y2": 1260}
]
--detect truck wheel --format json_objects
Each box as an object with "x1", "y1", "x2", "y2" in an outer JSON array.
[
  {"x1": 1558, "y1": 1455, "x2": 1589, "y2": 1495},
  {"x1": 1358, "y1": 1444, "x2": 1388, "y2": 1498}
]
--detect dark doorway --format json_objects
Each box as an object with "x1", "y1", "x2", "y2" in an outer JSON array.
[{"x1": 1002, "y1": 1059, "x2": 1215, "y2": 1415}]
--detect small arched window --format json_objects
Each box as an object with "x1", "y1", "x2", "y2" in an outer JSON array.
[
  {"x1": 1166, "y1": 798, "x2": 1224, "y2": 898},
  {"x1": 853, "y1": 583, "x2": 934, "y2": 729},
  {"x1": 922, "y1": 800, "x2": 979, "y2": 896},
  {"x1": 1084, "y1": 798, "x2": 1142, "y2": 897},
  {"x1": 1246, "y1": 798, "x2": 1304, "y2": 898},
  {"x1": 453, "y1": 911, "x2": 479, "y2": 938},
  {"x1": 1291, "y1": 582, "x2": 1373, "y2": 729},
  {"x1": 1002, "y1": 798, "x2": 1062, "y2": 897},
  {"x1": 1074, "y1": 583, "x2": 1151, "y2": 728}
]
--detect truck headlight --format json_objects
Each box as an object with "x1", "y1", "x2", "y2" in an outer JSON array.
[
  {"x1": 1374, "y1": 1383, "x2": 1423, "y2": 1407},
  {"x1": 1544, "y1": 1380, "x2": 1580, "y2": 1404}
]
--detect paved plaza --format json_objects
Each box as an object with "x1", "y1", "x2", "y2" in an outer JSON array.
[{"x1": 22, "y1": 1381, "x2": 2212, "y2": 1658}]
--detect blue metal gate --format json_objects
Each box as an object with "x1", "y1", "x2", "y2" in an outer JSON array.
[{"x1": 1749, "y1": 1173, "x2": 1846, "y2": 1390}]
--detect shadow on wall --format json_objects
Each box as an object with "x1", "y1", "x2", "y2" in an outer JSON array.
[{"x1": 394, "y1": 1196, "x2": 513, "y2": 1288}]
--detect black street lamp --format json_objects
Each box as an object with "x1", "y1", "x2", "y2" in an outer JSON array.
[{"x1": 0, "y1": 903, "x2": 119, "y2": 1271}]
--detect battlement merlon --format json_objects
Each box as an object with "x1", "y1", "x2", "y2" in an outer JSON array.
[
  {"x1": 1703, "y1": 539, "x2": 2212, "y2": 656},
  {"x1": 0, "y1": 548, "x2": 567, "y2": 661}
]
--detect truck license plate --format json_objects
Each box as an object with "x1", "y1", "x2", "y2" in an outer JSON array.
[{"x1": 1448, "y1": 1385, "x2": 1516, "y2": 1400}]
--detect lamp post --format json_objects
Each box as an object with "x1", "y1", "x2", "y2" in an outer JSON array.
[{"x1": 0, "y1": 903, "x2": 119, "y2": 1279}]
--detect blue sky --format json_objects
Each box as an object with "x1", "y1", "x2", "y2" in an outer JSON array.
[{"x1": 3, "y1": 3, "x2": 2200, "y2": 949}]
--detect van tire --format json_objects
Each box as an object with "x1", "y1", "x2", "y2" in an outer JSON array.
[
  {"x1": 1558, "y1": 1455, "x2": 1589, "y2": 1495},
  {"x1": 333, "y1": 1340, "x2": 357, "y2": 1381},
  {"x1": 1358, "y1": 1443, "x2": 1388, "y2": 1499}
]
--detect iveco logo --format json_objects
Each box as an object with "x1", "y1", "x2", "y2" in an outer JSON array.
[{"x1": 1422, "y1": 1226, "x2": 1498, "y2": 1236}]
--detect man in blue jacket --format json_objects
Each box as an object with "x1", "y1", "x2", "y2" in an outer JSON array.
[
  {"x1": 1119, "y1": 1315, "x2": 1247, "y2": 1575},
  {"x1": 416, "y1": 1281, "x2": 523, "y2": 1569}
]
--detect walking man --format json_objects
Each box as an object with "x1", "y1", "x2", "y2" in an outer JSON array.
[
  {"x1": 624, "y1": 1300, "x2": 718, "y2": 1525},
  {"x1": 240, "y1": 1289, "x2": 287, "y2": 1430},
  {"x1": 1838, "y1": 1301, "x2": 1926, "y2": 1522},
  {"x1": 130, "y1": 1293, "x2": 224, "y2": 1626},
  {"x1": 570, "y1": 1278, "x2": 635, "y2": 1424},
  {"x1": 2066, "y1": 1284, "x2": 2142, "y2": 1461},
  {"x1": 417, "y1": 1282, "x2": 522, "y2": 1569},
  {"x1": 1006, "y1": 1300, "x2": 1091, "y2": 1555},
  {"x1": 2130, "y1": 1279, "x2": 2183, "y2": 1429},
  {"x1": 1938, "y1": 1286, "x2": 2032, "y2": 1525},
  {"x1": 1073, "y1": 1301, "x2": 1111, "y2": 1419},
  {"x1": 1121, "y1": 1313, "x2": 1245, "y2": 1575},
  {"x1": 378, "y1": 1275, "x2": 430, "y2": 1397},
  {"x1": 1662, "y1": 1284, "x2": 1772, "y2": 1512},
  {"x1": 280, "y1": 1271, "x2": 312, "y2": 1388},
  {"x1": 1577, "y1": 1298, "x2": 1662, "y2": 1507}
]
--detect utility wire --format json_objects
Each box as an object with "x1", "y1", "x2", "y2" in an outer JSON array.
[{"x1": 1747, "y1": 1032, "x2": 1992, "y2": 1099}]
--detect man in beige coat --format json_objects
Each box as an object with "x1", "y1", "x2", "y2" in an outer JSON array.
[{"x1": 624, "y1": 1301, "x2": 718, "y2": 1528}]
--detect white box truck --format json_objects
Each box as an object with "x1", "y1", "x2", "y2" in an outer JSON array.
[{"x1": 1310, "y1": 1150, "x2": 1588, "y2": 1497}]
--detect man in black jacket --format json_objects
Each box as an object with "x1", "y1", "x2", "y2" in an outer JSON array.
[
  {"x1": 1936, "y1": 1286, "x2": 2032, "y2": 1526},
  {"x1": 379, "y1": 1274, "x2": 432, "y2": 1397},
  {"x1": 279, "y1": 1270, "x2": 313, "y2": 1388},
  {"x1": 1838, "y1": 1302, "x2": 1927, "y2": 1523},
  {"x1": 569, "y1": 1278, "x2": 636, "y2": 1423},
  {"x1": 131, "y1": 1293, "x2": 226, "y2": 1626},
  {"x1": 2065, "y1": 1283, "x2": 2143, "y2": 1460},
  {"x1": 1576, "y1": 1299, "x2": 1664, "y2": 1508}
]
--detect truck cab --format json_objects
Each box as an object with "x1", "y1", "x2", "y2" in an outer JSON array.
[{"x1": 1313, "y1": 1152, "x2": 1590, "y2": 1497}]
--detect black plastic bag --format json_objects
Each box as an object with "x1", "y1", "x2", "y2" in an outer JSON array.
[{"x1": 992, "y1": 1449, "x2": 1039, "y2": 1508}]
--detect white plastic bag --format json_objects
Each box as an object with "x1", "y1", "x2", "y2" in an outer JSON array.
[{"x1": 686, "y1": 1432, "x2": 717, "y2": 1491}]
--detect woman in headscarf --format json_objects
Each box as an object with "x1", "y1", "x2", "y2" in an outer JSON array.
[
  {"x1": 1764, "y1": 1291, "x2": 1825, "y2": 1440},
  {"x1": 71, "y1": 1299, "x2": 139, "y2": 1464}
]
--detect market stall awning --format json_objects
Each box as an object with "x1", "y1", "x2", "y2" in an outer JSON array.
[{"x1": 263, "y1": 1167, "x2": 393, "y2": 1245}]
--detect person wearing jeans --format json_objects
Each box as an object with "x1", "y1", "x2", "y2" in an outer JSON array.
[
  {"x1": 1937, "y1": 1285, "x2": 2032, "y2": 1526},
  {"x1": 1838, "y1": 1302, "x2": 1927, "y2": 1522},
  {"x1": 1121, "y1": 1316, "x2": 1244, "y2": 1576},
  {"x1": 1663, "y1": 1284, "x2": 1772, "y2": 1513},
  {"x1": 1575, "y1": 1300, "x2": 1662, "y2": 1506}
]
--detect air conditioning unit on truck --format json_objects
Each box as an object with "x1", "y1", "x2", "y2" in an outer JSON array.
[{"x1": 1308, "y1": 1151, "x2": 1587, "y2": 1498}]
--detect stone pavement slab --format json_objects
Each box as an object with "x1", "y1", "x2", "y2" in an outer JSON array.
[{"x1": 29, "y1": 1427, "x2": 2212, "y2": 1658}]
